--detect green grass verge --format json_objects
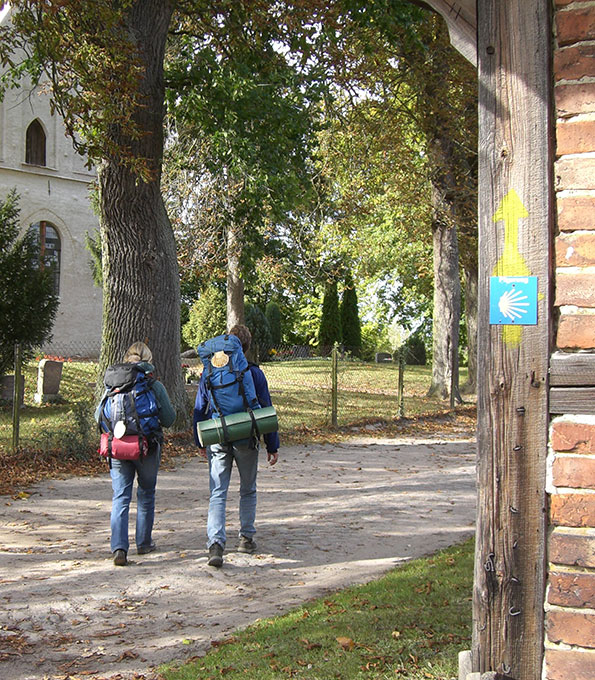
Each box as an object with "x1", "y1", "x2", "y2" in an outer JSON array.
[{"x1": 161, "y1": 539, "x2": 474, "y2": 680}]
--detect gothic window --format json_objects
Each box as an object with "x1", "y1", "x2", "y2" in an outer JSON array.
[
  {"x1": 25, "y1": 119, "x2": 46, "y2": 166},
  {"x1": 29, "y1": 221, "x2": 61, "y2": 294}
]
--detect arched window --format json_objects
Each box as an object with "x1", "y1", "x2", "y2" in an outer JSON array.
[
  {"x1": 29, "y1": 221, "x2": 61, "y2": 294},
  {"x1": 25, "y1": 119, "x2": 46, "y2": 166}
]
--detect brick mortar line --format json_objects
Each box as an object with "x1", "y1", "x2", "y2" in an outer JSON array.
[
  {"x1": 547, "y1": 563, "x2": 595, "y2": 575},
  {"x1": 549, "y1": 486, "x2": 595, "y2": 494},
  {"x1": 545, "y1": 602, "x2": 595, "y2": 616}
]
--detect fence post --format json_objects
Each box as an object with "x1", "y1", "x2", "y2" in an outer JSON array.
[
  {"x1": 331, "y1": 342, "x2": 338, "y2": 427},
  {"x1": 397, "y1": 350, "x2": 405, "y2": 418},
  {"x1": 12, "y1": 343, "x2": 22, "y2": 451}
]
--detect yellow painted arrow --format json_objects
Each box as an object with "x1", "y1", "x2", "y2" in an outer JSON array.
[{"x1": 492, "y1": 190, "x2": 531, "y2": 346}]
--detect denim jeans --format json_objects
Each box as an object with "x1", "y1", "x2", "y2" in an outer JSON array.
[
  {"x1": 207, "y1": 441, "x2": 259, "y2": 548},
  {"x1": 109, "y1": 441, "x2": 161, "y2": 553}
]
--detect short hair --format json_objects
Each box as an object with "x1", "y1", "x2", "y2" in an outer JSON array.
[
  {"x1": 123, "y1": 341, "x2": 152, "y2": 364},
  {"x1": 229, "y1": 324, "x2": 251, "y2": 353}
]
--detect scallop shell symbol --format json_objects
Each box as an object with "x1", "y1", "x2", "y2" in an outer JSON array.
[
  {"x1": 498, "y1": 288, "x2": 530, "y2": 322},
  {"x1": 211, "y1": 351, "x2": 230, "y2": 368}
]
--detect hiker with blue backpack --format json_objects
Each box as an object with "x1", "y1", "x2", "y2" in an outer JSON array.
[
  {"x1": 95, "y1": 341, "x2": 175, "y2": 567},
  {"x1": 193, "y1": 324, "x2": 279, "y2": 568}
]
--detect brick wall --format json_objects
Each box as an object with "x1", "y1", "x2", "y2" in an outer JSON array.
[{"x1": 547, "y1": 1, "x2": 595, "y2": 677}]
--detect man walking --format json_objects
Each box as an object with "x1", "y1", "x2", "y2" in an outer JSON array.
[{"x1": 193, "y1": 324, "x2": 279, "y2": 567}]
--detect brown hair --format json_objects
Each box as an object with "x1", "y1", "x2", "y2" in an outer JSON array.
[
  {"x1": 123, "y1": 341, "x2": 152, "y2": 364},
  {"x1": 229, "y1": 324, "x2": 251, "y2": 353}
]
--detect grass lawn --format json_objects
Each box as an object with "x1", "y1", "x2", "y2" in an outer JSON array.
[{"x1": 161, "y1": 539, "x2": 474, "y2": 680}]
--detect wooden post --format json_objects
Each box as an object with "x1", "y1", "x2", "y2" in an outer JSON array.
[
  {"x1": 11, "y1": 344, "x2": 22, "y2": 452},
  {"x1": 474, "y1": 2, "x2": 552, "y2": 678},
  {"x1": 331, "y1": 343, "x2": 338, "y2": 427},
  {"x1": 397, "y1": 351, "x2": 405, "y2": 419}
]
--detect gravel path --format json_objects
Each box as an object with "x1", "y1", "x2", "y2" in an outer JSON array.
[{"x1": 0, "y1": 434, "x2": 476, "y2": 679}]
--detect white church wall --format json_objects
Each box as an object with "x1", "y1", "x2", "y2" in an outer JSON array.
[{"x1": 0, "y1": 71, "x2": 103, "y2": 358}]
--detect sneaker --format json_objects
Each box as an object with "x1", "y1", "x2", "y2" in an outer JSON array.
[
  {"x1": 137, "y1": 541, "x2": 156, "y2": 555},
  {"x1": 238, "y1": 535, "x2": 256, "y2": 554},
  {"x1": 113, "y1": 549, "x2": 127, "y2": 566},
  {"x1": 207, "y1": 542, "x2": 224, "y2": 567}
]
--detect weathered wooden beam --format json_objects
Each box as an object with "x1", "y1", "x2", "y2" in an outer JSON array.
[
  {"x1": 550, "y1": 388, "x2": 595, "y2": 415},
  {"x1": 474, "y1": 1, "x2": 552, "y2": 678},
  {"x1": 412, "y1": 0, "x2": 477, "y2": 65},
  {"x1": 550, "y1": 352, "x2": 595, "y2": 387}
]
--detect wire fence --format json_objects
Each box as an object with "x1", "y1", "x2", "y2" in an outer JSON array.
[{"x1": 0, "y1": 343, "x2": 449, "y2": 456}]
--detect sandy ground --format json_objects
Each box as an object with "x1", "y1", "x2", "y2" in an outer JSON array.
[{"x1": 0, "y1": 433, "x2": 477, "y2": 680}]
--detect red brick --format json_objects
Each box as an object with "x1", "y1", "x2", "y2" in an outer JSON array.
[
  {"x1": 550, "y1": 529, "x2": 595, "y2": 566},
  {"x1": 556, "y1": 83, "x2": 595, "y2": 117},
  {"x1": 556, "y1": 156, "x2": 595, "y2": 190},
  {"x1": 547, "y1": 609, "x2": 595, "y2": 647},
  {"x1": 549, "y1": 570, "x2": 595, "y2": 607},
  {"x1": 558, "y1": 196, "x2": 595, "y2": 231},
  {"x1": 545, "y1": 648, "x2": 595, "y2": 680},
  {"x1": 552, "y1": 421, "x2": 595, "y2": 453},
  {"x1": 557, "y1": 314, "x2": 595, "y2": 350},
  {"x1": 556, "y1": 233, "x2": 595, "y2": 267},
  {"x1": 555, "y1": 44, "x2": 595, "y2": 81},
  {"x1": 557, "y1": 119, "x2": 595, "y2": 156},
  {"x1": 553, "y1": 456, "x2": 595, "y2": 488},
  {"x1": 555, "y1": 272, "x2": 595, "y2": 307},
  {"x1": 557, "y1": 7, "x2": 595, "y2": 47},
  {"x1": 550, "y1": 494, "x2": 595, "y2": 527}
]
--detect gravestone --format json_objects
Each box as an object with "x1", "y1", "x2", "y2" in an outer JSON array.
[
  {"x1": 0, "y1": 375, "x2": 25, "y2": 404},
  {"x1": 34, "y1": 359, "x2": 63, "y2": 403}
]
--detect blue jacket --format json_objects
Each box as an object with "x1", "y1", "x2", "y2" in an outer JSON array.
[{"x1": 193, "y1": 363, "x2": 279, "y2": 453}]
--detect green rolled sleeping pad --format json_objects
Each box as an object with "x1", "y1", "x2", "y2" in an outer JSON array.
[{"x1": 197, "y1": 406, "x2": 278, "y2": 447}]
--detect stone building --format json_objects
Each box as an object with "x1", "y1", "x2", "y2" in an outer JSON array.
[{"x1": 0, "y1": 9, "x2": 102, "y2": 358}]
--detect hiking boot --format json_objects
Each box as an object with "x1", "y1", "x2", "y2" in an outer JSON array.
[
  {"x1": 113, "y1": 549, "x2": 127, "y2": 566},
  {"x1": 137, "y1": 541, "x2": 156, "y2": 555},
  {"x1": 207, "y1": 542, "x2": 224, "y2": 567},
  {"x1": 238, "y1": 535, "x2": 256, "y2": 554}
]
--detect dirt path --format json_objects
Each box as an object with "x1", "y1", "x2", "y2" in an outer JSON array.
[{"x1": 0, "y1": 434, "x2": 477, "y2": 680}]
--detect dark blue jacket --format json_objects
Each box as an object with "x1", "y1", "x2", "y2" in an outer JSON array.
[{"x1": 193, "y1": 363, "x2": 279, "y2": 453}]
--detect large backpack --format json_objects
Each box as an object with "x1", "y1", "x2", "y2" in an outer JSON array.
[
  {"x1": 197, "y1": 334, "x2": 260, "y2": 444},
  {"x1": 98, "y1": 363, "x2": 160, "y2": 460}
]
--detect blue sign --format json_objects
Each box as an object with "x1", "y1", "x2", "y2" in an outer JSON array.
[{"x1": 490, "y1": 276, "x2": 538, "y2": 325}]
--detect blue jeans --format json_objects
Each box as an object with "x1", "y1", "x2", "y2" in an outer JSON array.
[
  {"x1": 109, "y1": 441, "x2": 161, "y2": 553},
  {"x1": 207, "y1": 441, "x2": 259, "y2": 548}
]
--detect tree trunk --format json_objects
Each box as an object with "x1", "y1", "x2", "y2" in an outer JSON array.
[
  {"x1": 427, "y1": 189, "x2": 461, "y2": 399},
  {"x1": 226, "y1": 221, "x2": 245, "y2": 329},
  {"x1": 97, "y1": 1, "x2": 187, "y2": 422},
  {"x1": 461, "y1": 261, "x2": 478, "y2": 394}
]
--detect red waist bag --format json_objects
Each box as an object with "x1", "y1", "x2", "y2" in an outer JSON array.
[{"x1": 100, "y1": 433, "x2": 148, "y2": 461}]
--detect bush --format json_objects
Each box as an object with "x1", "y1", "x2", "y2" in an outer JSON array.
[
  {"x1": 245, "y1": 303, "x2": 273, "y2": 361},
  {"x1": 0, "y1": 191, "x2": 59, "y2": 375},
  {"x1": 402, "y1": 331, "x2": 427, "y2": 365},
  {"x1": 182, "y1": 286, "x2": 226, "y2": 348}
]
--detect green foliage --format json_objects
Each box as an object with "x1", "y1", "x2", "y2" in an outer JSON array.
[
  {"x1": 402, "y1": 330, "x2": 427, "y2": 365},
  {"x1": 317, "y1": 281, "x2": 341, "y2": 352},
  {"x1": 340, "y1": 273, "x2": 362, "y2": 356},
  {"x1": 265, "y1": 301, "x2": 282, "y2": 346},
  {"x1": 182, "y1": 287, "x2": 226, "y2": 348},
  {"x1": 84, "y1": 229, "x2": 103, "y2": 288},
  {"x1": 245, "y1": 304, "x2": 273, "y2": 361},
  {"x1": 0, "y1": 191, "x2": 59, "y2": 376}
]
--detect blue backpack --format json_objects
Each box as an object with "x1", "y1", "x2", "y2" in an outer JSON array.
[
  {"x1": 99, "y1": 363, "x2": 161, "y2": 444},
  {"x1": 197, "y1": 334, "x2": 260, "y2": 417}
]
